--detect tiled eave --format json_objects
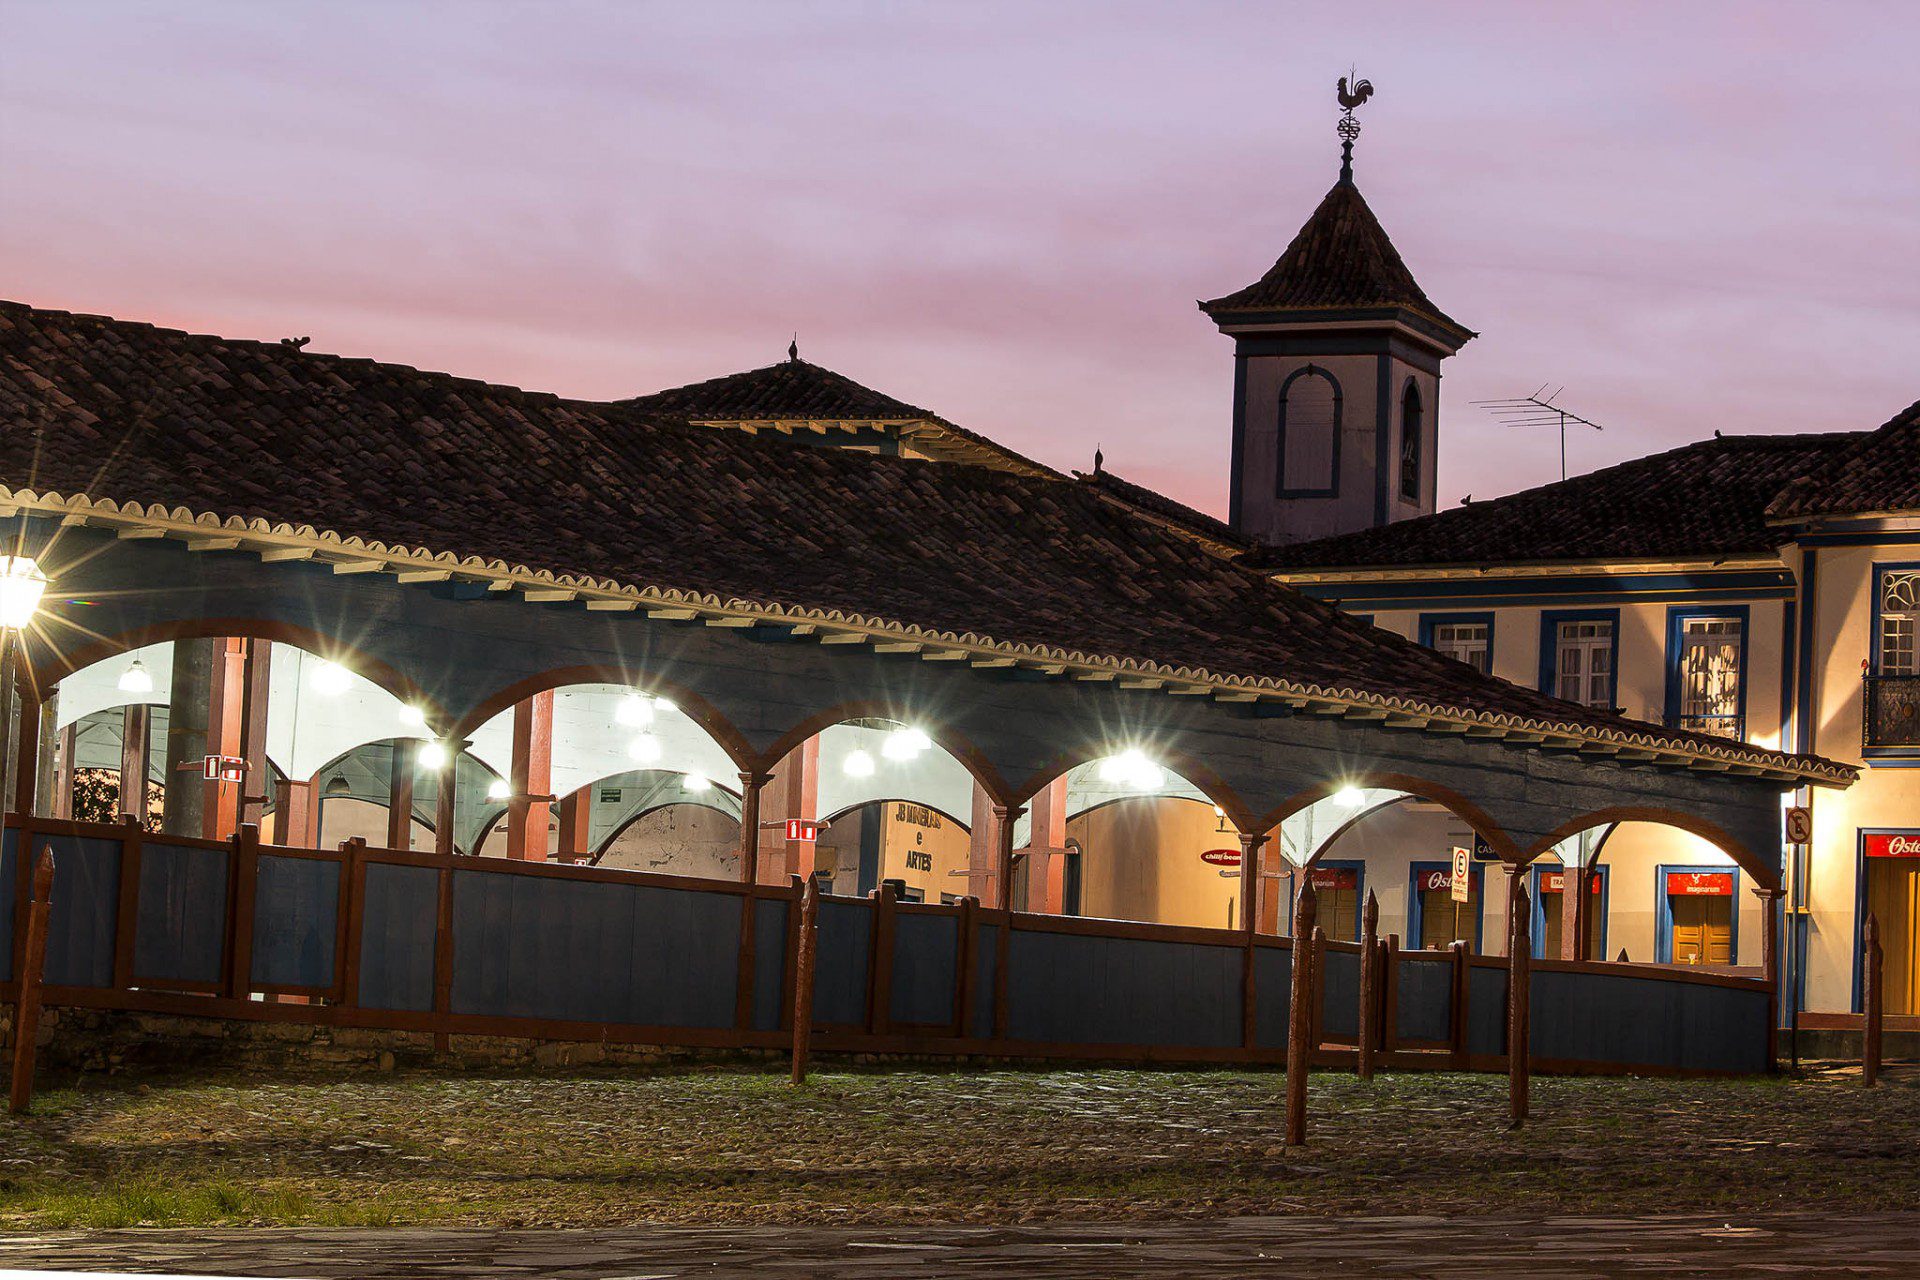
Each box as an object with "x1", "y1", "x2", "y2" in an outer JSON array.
[
  {"x1": 1, "y1": 485, "x2": 1855, "y2": 789},
  {"x1": 688, "y1": 417, "x2": 1060, "y2": 480},
  {"x1": 1267, "y1": 552, "x2": 1790, "y2": 587}
]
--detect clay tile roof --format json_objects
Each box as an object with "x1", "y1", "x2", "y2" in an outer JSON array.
[
  {"x1": 0, "y1": 299, "x2": 1842, "y2": 774},
  {"x1": 1252, "y1": 431, "x2": 1863, "y2": 572},
  {"x1": 1766, "y1": 399, "x2": 1920, "y2": 520},
  {"x1": 618, "y1": 357, "x2": 1061, "y2": 480},
  {"x1": 1200, "y1": 179, "x2": 1472, "y2": 341},
  {"x1": 1075, "y1": 467, "x2": 1249, "y2": 555}
]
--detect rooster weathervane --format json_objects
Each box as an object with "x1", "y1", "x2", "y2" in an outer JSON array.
[{"x1": 1336, "y1": 71, "x2": 1374, "y2": 182}]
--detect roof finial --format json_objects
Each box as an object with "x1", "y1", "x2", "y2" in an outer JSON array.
[
  {"x1": 1336, "y1": 69, "x2": 1373, "y2": 184},
  {"x1": 788, "y1": 334, "x2": 799, "y2": 363},
  {"x1": 1093, "y1": 443, "x2": 1104, "y2": 474}
]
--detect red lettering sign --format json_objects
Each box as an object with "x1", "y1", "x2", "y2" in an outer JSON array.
[
  {"x1": 784, "y1": 818, "x2": 822, "y2": 843},
  {"x1": 1310, "y1": 867, "x2": 1357, "y2": 891},
  {"x1": 1200, "y1": 848, "x2": 1241, "y2": 868},
  {"x1": 1864, "y1": 832, "x2": 1920, "y2": 859},
  {"x1": 1665, "y1": 871, "x2": 1733, "y2": 897},
  {"x1": 1540, "y1": 871, "x2": 1603, "y2": 895},
  {"x1": 1420, "y1": 869, "x2": 1453, "y2": 893}
]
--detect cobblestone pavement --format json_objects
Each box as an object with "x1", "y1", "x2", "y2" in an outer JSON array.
[{"x1": 1, "y1": 1214, "x2": 1916, "y2": 1278}]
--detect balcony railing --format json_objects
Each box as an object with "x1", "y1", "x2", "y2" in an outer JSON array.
[
  {"x1": 1865, "y1": 674, "x2": 1920, "y2": 748},
  {"x1": 1669, "y1": 712, "x2": 1745, "y2": 742}
]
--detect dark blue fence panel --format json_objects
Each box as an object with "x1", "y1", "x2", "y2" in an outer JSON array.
[
  {"x1": 1530, "y1": 969, "x2": 1769, "y2": 1074},
  {"x1": 42, "y1": 833, "x2": 121, "y2": 988},
  {"x1": 810, "y1": 896, "x2": 871, "y2": 1027},
  {"x1": 1254, "y1": 945, "x2": 1291, "y2": 1049},
  {"x1": 889, "y1": 910, "x2": 957, "y2": 1027},
  {"x1": 750, "y1": 897, "x2": 790, "y2": 1032},
  {"x1": 449, "y1": 869, "x2": 740, "y2": 1028},
  {"x1": 1005, "y1": 928, "x2": 1241, "y2": 1049},
  {"x1": 1393, "y1": 955, "x2": 1454, "y2": 1044},
  {"x1": 1468, "y1": 965, "x2": 1508, "y2": 1057},
  {"x1": 1319, "y1": 947, "x2": 1360, "y2": 1039},
  {"x1": 251, "y1": 855, "x2": 340, "y2": 990},
  {"x1": 133, "y1": 841, "x2": 229, "y2": 986},
  {"x1": 973, "y1": 923, "x2": 999, "y2": 1036},
  {"x1": 357, "y1": 862, "x2": 437, "y2": 1012}
]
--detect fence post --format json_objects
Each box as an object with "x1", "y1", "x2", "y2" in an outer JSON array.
[
  {"x1": 1284, "y1": 876, "x2": 1318, "y2": 1146},
  {"x1": 1448, "y1": 939, "x2": 1469, "y2": 1068},
  {"x1": 867, "y1": 881, "x2": 897, "y2": 1036},
  {"x1": 791, "y1": 874, "x2": 820, "y2": 1086},
  {"x1": 1863, "y1": 912, "x2": 1883, "y2": 1089},
  {"x1": 1357, "y1": 890, "x2": 1379, "y2": 1081},
  {"x1": 223, "y1": 823, "x2": 260, "y2": 1000},
  {"x1": 9, "y1": 848, "x2": 54, "y2": 1115},
  {"x1": 1508, "y1": 881, "x2": 1531, "y2": 1128}
]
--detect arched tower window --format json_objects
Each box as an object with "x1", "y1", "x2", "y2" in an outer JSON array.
[
  {"x1": 1399, "y1": 380, "x2": 1423, "y2": 503},
  {"x1": 1276, "y1": 366, "x2": 1341, "y2": 497}
]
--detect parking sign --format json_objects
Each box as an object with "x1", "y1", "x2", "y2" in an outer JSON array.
[{"x1": 1450, "y1": 846, "x2": 1471, "y2": 903}]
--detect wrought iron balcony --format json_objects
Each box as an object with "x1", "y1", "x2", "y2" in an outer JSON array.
[
  {"x1": 1669, "y1": 712, "x2": 1745, "y2": 742},
  {"x1": 1864, "y1": 674, "x2": 1920, "y2": 748}
]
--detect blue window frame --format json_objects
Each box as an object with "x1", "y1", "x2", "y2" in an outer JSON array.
[
  {"x1": 1537, "y1": 608, "x2": 1620, "y2": 711},
  {"x1": 1654, "y1": 863, "x2": 1741, "y2": 965},
  {"x1": 1664, "y1": 605, "x2": 1750, "y2": 741},
  {"x1": 1407, "y1": 860, "x2": 1483, "y2": 952},
  {"x1": 1870, "y1": 562, "x2": 1920, "y2": 675},
  {"x1": 1529, "y1": 862, "x2": 1610, "y2": 960},
  {"x1": 1419, "y1": 612, "x2": 1496, "y2": 676},
  {"x1": 1275, "y1": 365, "x2": 1342, "y2": 499}
]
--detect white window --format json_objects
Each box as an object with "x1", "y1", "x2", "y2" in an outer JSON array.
[
  {"x1": 1432, "y1": 622, "x2": 1491, "y2": 675},
  {"x1": 1554, "y1": 620, "x2": 1614, "y2": 708},
  {"x1": 1676, "y1": 616, "x2": 1744, "y2": 737},
  {"x1": 1880, "y1": 570, "x2": 1920, "y2": 676}
]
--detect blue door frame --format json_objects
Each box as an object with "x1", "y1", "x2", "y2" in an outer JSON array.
[
  {"x1": 1408, "y1": 860, "x2": 1482, "y2": 952},
  {"x1": 1655, "y1": 863, "x2": 1741, "y2": 964},
  {"x1": 1530, "y1": 862, "x2": 1610, "y2": 960}
]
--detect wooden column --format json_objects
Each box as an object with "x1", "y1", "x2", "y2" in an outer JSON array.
[
  {"x1": 386, "y1": 739, "x2": 416, "y2": 851},
  {"x1": 1358, "y1": 889, "x2": 1380, "y2": 1081},
  {"x1": 274, "y1": 777, "x2": 318, "y2": 848},
  {"x1": 1753, "y1": 883, "x2": 1785, "y2": 1069},
  {"x1": 430, "y1": 740, "x2": 466, "y2": 856},
  {"x1": 1284, "y1": 876, "x2": 1318, "y2": 1146},
  {"x1": 966, "y1": 782, "x2": 1001, "y2": 905},
  {"x1": 990, "y1": 802, "x2": 1024, "y2": 1039},
  {"x1": 758, "y1": 740, "x2": 818, "y2": 885},
  {"x1": 736, "y1": 770, "x2": 768, "y2": 883},
  {"x1": 8, "y1": 849, "x2": 53, "y2": 1115},
  {"x1": 51, "y1": 723, "x2": 75, "y2": 820},
  {"x1": 1863, "y1": 911, "x2": 1883, "y2": 1088},
  {"x1": 1509, "y1": 881, "x2": 1532, "y2": 1127},
  {"x1": 238, "y1": 640, "x2": 272, "y2": 830},
  {"x1": 790, "y1": 874, "x2": 820, "y2": 1085},
  {"x1": 1238, "y1": 831, "x2": 1269, "y2": 1052},
  {"x1": 505, "y1": 691, "x2": 554, "y2": 861},
  {"x1": 555, "y1": 789, "x2": 590, "y2": 863},
  {"x1": 1021, "y1": 776, "x2": 1068, "y2": 913},
  {"x1": 119, "y1": 704, "x2": 153, "y2": 824},
  {"x1": 1258, "y1": 839, "x2": 1287, "y2": 935},
  {"x1": 1559, "y1": 864, "x2": 1582, "y2": 960},
  {"x1": 201, "y1": 637, "x2": 248, "y2": 840}
]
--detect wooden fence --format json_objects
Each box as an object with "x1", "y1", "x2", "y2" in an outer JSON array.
[{"x1": 2, "y1": 816, "x2": 1772, "y2": 1076}]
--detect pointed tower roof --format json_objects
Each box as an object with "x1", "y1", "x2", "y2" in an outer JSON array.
[{"x1": 1200, "y1": 177, "x2": 1474, "y2": 348}]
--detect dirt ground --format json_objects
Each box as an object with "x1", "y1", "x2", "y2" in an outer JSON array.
[{"x1": 0, "y1": 1063, "x2": 1911, "y2": 1230}]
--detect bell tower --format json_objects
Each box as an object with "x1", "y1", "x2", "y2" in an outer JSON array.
[{"x1": 1201, "y1": 77, "x2": 1474, "y2": 547}]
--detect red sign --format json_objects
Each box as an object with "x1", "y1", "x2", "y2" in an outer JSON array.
[
  {"x1": 1666, "y1": 871, "x2": 1733, "y2": 897},
  {"x1": 201, "y1": 754, "x2": 245, "y2": 783},
  {"x1": 784, "y1": 819, "x2": 823, "y2": 843},
  {"x1": 1310, "y1": 867, "x2": 1357, "y2": 891},
  {"x1": 1864, "y1": 832, "x2": 1920, "y2": 859},
  {"x1": 1419, "y1": 869, "x2": 1455, "y2": 893},
  {"x1": 1200, "y1": 848, "x2": 1241, "y2": 868},
  {"x1": 1540, "y1": 871, "x2": 1603, "y2": 895}
]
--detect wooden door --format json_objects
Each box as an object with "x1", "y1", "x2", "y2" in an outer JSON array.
[
  {"x1": 1540, "y1": 891, "x2": 1564, "y2": 958},
  {"x1": 1865, "y1": 860, "x2": 1920, "y2": 1015},
  {"x1": 1420, "y1": 888, "x2": 1471, "y2": 950},
  {"x1": 1671, "y1": 895, "x2": 1732, "y2": 965},
  {"x1": 1320, "y1": 887, "x2": 1359, "y2": 942}
]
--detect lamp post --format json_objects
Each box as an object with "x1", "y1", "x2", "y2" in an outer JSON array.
[{"x1": 0, "y1": 554, "x2": 50, "y2": 824}]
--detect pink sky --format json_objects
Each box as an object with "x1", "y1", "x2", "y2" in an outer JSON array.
[{"x1": 3, "y1": 1, "x2": 1915, "y2": 516}]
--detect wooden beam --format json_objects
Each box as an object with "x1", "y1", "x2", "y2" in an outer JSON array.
[
  {"x1": 331, "y1": 559, "x2": 386, "y2": 575},
  {"x1": 872, "y1": 641, "x2": 923, "y2": 653},
  {"x1": 115, "y1": 525, "x2": 166, "y2": 541},
  {"x1": 584, "y1": 599, "x2": 637, "y2": 612},
  {"x1": 395, "y1": 568, "x2": 452, "y2": 584},
  {"x1": 646, "y1": 607, "x2": 699, "y2": 620},
  {"x1": 704, "y1": 616, "x2": 755, "y2": 629},
  {"x1": 522, "y1": 587, "x2": 576, "y2": 602},
  {"x1": 185, "y1": 536, "x2": 241, "y2": 552},
  {"x1": 258, "y1": 546, "x2": 315, "y2": 563}
]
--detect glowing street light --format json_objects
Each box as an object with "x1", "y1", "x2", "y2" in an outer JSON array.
[
  {"x1": 117, "y1": 658, "x2": 154, "y2": 694},
  {"x1": 682, "y1": 772, "x2": 711, "y2": 793},
  {"x1": 0, "y1": 555, "x2": 48, "y2": 826},
  {"x1": 616, "y1": 692, "x2": 654, "y2": 726},
  {"x1": 486, "y1": 778, "x2": 511, "y2": 802},
  {"x1": 842, "y1": 748, "x2": 875, "y2": 778},
  {"x1": 397, "y1": 703, "x2": 426, "y2": 728},
  {"x1": 628, "y1": 733, "x2": 663, "y2": 764},
  {"x1": 882, "y1": 726, "x2": 933, "y2": 760},
  {"x1": 1333, "y1": 786, "x2": 1366, "y2": 808},
  {"x1": 310, "y1": 659, "x2": 353, "y2": 696},
  {"x1": 417, "y1": 740, "x2": 450, "y2": 771}
]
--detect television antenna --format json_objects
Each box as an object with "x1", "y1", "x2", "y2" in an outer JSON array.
[{"x1": 1471, "y1": 385, "x2": 1604, "y2": 481}]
